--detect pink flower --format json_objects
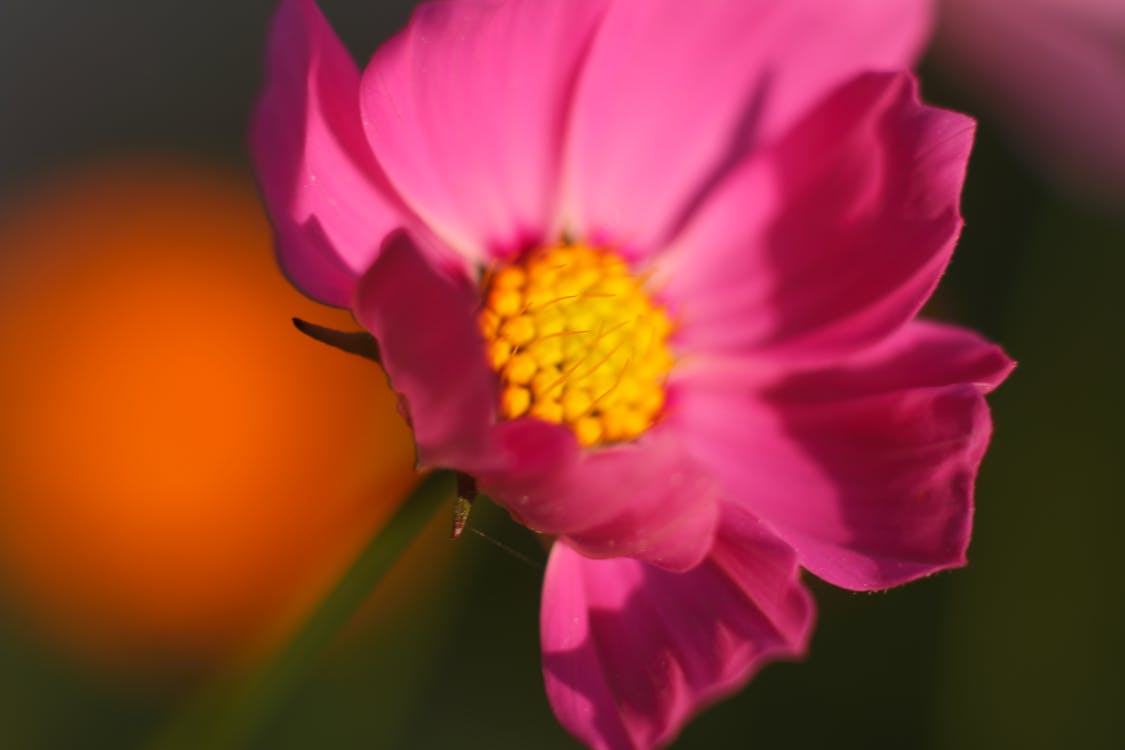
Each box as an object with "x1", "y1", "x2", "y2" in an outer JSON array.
[
  {"x1": 935, "y1": 0, "x2": 1125, "y2": 201},
  {"x1": 251, "y1": 1, "x2": 1013, "y2": 748}
]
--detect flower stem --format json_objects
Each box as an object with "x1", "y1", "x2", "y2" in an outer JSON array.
[{"x1": 151, "y1": 470, "x2": 453, "y2": 749}]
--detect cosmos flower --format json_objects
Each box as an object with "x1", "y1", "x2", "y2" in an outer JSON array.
[
  {"x1": 935, "y1": 0, "x2": 1125, "y2": 201},
  {"x1": 251, "y1": 1, "x2": 1013, "y2": 748}
]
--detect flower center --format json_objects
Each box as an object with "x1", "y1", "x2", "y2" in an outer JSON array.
[{"x1": 478, "y1": 243, "x2": 673, "y2": 447}]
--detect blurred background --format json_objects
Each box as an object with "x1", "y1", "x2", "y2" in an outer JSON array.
[{"x1": 0, "y1": 1, "x2": 1121, "y2": 748}]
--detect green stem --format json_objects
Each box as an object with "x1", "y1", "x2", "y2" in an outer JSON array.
[{"x1": 152, "y1": 470, "x2": 453, "y2": 750}]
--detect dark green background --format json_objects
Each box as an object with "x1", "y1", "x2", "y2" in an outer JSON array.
[{"x1": 1, "y1": 1, "x2": 1121, "y2": 748}]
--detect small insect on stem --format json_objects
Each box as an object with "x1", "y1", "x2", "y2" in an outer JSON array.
[{"x1": 451, "y1": 472, "x2": 478, "y2": 540}]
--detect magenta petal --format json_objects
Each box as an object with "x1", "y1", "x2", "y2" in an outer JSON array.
[
  {"x1": 563, "y1": 0, "x2": 932, "y2": 253},
  {"x1": 481, "y1": 423, "x2": 720, "y2": 572},
  {"x1": 353, "y1": 231, "x2": 499, "y2": 470},
  {"x1": 250, "y1": 0, "x2": 405, "y2": 306},
  {"x1": 359, "y1": 0, "x2": 610, "y2": 259},
  {"x1": 664, "y1": 73, "x2": 974, "y2": 368},
  {"x1": 675, "y1": 321, "x2": 1014, "y2": 591},
  {"x1": 541, "y1": 506, "x2": 814, "y2": 750}
]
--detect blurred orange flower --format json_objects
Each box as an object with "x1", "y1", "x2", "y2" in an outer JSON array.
[{"x1": 0, "y1": 159, "x2": 418, "y2": 675}]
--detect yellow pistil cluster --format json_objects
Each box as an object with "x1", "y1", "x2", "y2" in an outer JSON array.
[{"x1": 478, "y1": 243, "x2": 674, "y2": 447}]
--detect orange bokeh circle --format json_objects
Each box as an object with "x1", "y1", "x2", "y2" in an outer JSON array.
[{"x1": 0, "y1": 160, "x2": 418, "y2": 674}]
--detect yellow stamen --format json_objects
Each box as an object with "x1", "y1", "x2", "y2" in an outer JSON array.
[
  {"x1": 500, "y1": 385, "x2": 531, "y2": 419},
  {"x1": 479, "y1": 243, "x2": 674, "y2": 446}
]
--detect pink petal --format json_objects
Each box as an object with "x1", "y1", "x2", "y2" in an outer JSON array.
[
  {"x1": 359, "y1": 0, "x2": 610, "y2": 261},
  {"x1": 250, "y1": 0, "x2": 406, "y2": 306},
  {"x1": 662, "y1": 73, "x2": 975, "y2": 369},
  {"x1": 480, "y1": 422, "x2": 721, "y2": 573},
  {"x1": 352, "y1": 231, "x2": 499, "y2": 470},
  {"x1": 562, "y1": 0, "x2": 932, "y2": 254},
  {"x1": 936, "y1": 0, "x2": 1125, "y2": 200},
  {"x1": 674, "y1": 321, "x2": 1014, "y2": 591},
  {"x1": 541, "y1": 505, "x2": 814, "y2": 750}
]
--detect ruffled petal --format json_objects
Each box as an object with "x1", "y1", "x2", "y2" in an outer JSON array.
[
  {"x1": 359, "y1": 0, "x2": 610, "y2": 261},
  {"x1": 541, "y1": 505, "x2": 814, "y2": 750},
  {"x1": 662, "y1": 73, "x2": 975, "y2": 371},
  {"x1": 673, "y1": 321, "x2": 1014, "y2": 591},
  {"x1": 250, "y1": 0, "x2": 405, "y2": 306},
  {"x1": 480, "y1": 422, "x2": 720, "y2": 572},
  {"x1": 352, "y1": 231, "x2": 499, "y2": 470},
  {"x1": 562, "y1": 0, "x2": 932, "y2": 254}
]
